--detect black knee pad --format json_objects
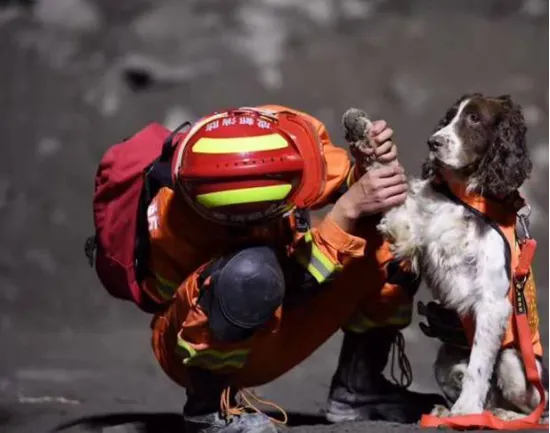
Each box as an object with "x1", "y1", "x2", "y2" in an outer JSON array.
[{"x1": 199, "y1": 246, "x2": 285, "y2": 342}]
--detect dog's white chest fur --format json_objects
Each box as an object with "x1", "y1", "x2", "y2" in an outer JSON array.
[{"x1": 378, "y1": 179, "x2": 509, "y2": 316}]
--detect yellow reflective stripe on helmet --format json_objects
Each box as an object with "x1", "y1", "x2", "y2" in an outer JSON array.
[
  {"x1": 294, "y1": 231, "x2": 342, "y2": 284},
  {"x1": 154, "y1": 273, "x2": 179, "y2": 300},
  {"x1": 192, "y1": 134, "x2": 288, "y2": 154},
  {"x1": 176, "y1": 334, "x2": 249, "y2": 370},
  {"x1": 196, "y1": 184, "x2": 292, "y2": 208},
  {"x1": 344, "y1": 304, "x2": 413, "y2": 333},
  {"x1": 174, "y1": 112, "x2": 229, "y2": 177}
]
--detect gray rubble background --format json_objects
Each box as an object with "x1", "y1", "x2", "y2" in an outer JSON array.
[{"x1": 0, "y1": 1, "x2": 548, "y2": 432}]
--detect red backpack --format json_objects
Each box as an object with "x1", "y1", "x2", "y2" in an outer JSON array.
[{"x1": 85, "y1": 121, "x2": 190, "y2": 313}]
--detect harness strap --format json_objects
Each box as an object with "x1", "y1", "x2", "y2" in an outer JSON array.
[
  {"x1": 421, "y1": 279, "x2": 547, "y2": 429},
  {"x1": 420, "y1": 182, "x2": 548, "y2": 429}
]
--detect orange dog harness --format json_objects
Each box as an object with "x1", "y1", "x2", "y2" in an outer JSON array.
[{"x1": 419, "y1": 180, "x2": 547, "y2": 430}]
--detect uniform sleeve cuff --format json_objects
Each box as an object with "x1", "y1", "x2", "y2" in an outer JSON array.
[{"x1": 316, "y1": 215, "x2": 366, "y2": 258}]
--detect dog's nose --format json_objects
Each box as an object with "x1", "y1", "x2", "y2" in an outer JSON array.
[{"x1": 428, "y1": 135, "x2": 445, "y2": 150}]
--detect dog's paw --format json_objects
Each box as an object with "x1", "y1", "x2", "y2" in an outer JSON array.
[
  {"x1": 450, "y1": 396, "x2": 483, "y2": 416},
  {"x1": 430, "y1": 404, "x2": 451, "y2": 418},
  {"x1": 492, "y1": 408, "x2": 526, "y2": 421}
]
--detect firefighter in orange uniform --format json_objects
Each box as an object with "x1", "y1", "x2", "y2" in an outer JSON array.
[{"x1": 146, "y1": 105, "x2": 444, "y2": 432}]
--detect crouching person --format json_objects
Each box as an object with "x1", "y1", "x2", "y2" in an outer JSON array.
[{"x1": 120, "y1": 105, "x2": 444, "y2": 432}]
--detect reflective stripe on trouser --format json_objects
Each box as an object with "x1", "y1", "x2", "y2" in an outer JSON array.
[
  {"x1": 294, "y1": 231, "x2": 342, "y2": 284},
  {"x1": 176, "y1": 333, "x2": 250, "y2": 370},
  {"x1": 344, "y1": 303, "x2": 413, "y2": 333}
]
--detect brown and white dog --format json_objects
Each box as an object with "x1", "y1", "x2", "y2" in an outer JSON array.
[{"x1": 347, "y1": 94, "x2": 547, "y2": 419}]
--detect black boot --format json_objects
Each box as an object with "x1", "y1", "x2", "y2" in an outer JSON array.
[
  {"x1": 326, "y1": 328, "x2": 447, "y2": 424},
  {"x1": 183, "y1": 368, "x2": 278, "y2": 433}
]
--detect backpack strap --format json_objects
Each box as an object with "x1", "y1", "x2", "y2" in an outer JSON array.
[
  {"x1": 135, "y1": 121, "x2": 192, "y2": 283},
  {"x1": 294, "y1": 208, "x2": 311, "y2": 233},
  {"x1": 146, "y1": 120, "x2": 191, "y2": 197}
]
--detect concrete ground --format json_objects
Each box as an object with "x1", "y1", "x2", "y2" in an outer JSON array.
[{"x1": 0, "y1": 1, "x2": 547, "y2": 432}]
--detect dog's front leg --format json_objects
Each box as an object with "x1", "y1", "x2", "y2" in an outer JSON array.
[
  {"x1": 450, "y1": 261, "x2": 511, "y2": 415},
  {"x1": 450, "y1": 297, "x2": 510, "y2": 415},
  {"x1": 377, "y1": 195, "x2": 421, "y2": 271}
]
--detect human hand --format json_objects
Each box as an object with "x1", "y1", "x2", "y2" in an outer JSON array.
[
  {"x1": 368, "y1": 120, "x2": 398, "y2": 165},
  {"x1": 329, "y1": 164, "x2": 408, "y2": 233}
]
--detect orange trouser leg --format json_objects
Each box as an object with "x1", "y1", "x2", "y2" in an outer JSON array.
[
  {"x1": 151, "y1": 249, "x2": 403, "y2": 389},
  {"x1": 342, "y1": 283, "x2": 414, "y2": 334}
]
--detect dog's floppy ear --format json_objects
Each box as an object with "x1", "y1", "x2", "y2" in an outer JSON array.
[{"x1": 474, "y1": 97, "x2": 532, "y2": 198}]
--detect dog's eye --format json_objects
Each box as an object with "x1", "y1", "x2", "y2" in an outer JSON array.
[{"x1": 468, "y1": 113, "x2": 480, "y2": 124}]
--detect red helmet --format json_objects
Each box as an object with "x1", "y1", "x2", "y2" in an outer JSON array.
[{"x1": 172, "y1": 107, "x2": 327, "y2": 225}]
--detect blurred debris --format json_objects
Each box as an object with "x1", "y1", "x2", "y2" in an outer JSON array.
[
  {"x1": 119, "y1": 54, "x2": 218, "y2": 91},
  {"x1": 36, "y1": 137, "x2": 62, "y2": 157},
  {"x1": 85, "y1": 54, "x2": 218, "y2": 116},
  {"x1": 84, "y1": 67, "x2": 122, "y2": 117},
  {"x1": 32, "y1": 0, "x2": 101, "y2": 33},
  {"x1": 24, "y1": 248, "x2": 57, "y2": 275},
  {"x1": 233, "y1": 2, "x2": 287, "y2": 90},
  {"x1": 18, "y1": 395, "x2": 80, "y2": 405},
  {"x1": 289, "y1": 0, "x2": 335, "y2": 26},
  {"x1": 339, "y1": 0, "x2": 384, "y2": 20},
  {"x1": 340, "y1": 0, "x2": 372, "y2": 19},
  {"x1": 90, "y1": 0, "x2": 152, "y2": 25},
  {"x1": 521, "y1": 0, "x2": 547, "y2": 17},
  {"x1": 131, "y1": 1, "x2": 192, "y2": 42},
  {"x1": 16, "y1": 368, "x2": 100, "y2": 383},
  {"x1": 16, "y1": 27, "x2": 79, "y2": 71},
  {"x1": 0, "y1": 3, "x2": 25, "y2": 27}
]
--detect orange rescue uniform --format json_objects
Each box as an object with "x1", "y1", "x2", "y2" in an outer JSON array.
[{"x1": 147, "y1": 105, "x2": 414, "y2": 389}]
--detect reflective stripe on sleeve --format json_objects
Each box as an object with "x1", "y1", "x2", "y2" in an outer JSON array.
[{"x1": 294, "y1": 231, "x2": 342, "y2": 284}]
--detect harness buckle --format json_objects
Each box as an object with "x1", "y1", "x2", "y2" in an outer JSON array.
[
  {"x1": 515, "y1": 275, "x2": 528, "y2": 292},
  {"x1": 517, "y1": 204, "x2": 532, "y2": 240}
]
